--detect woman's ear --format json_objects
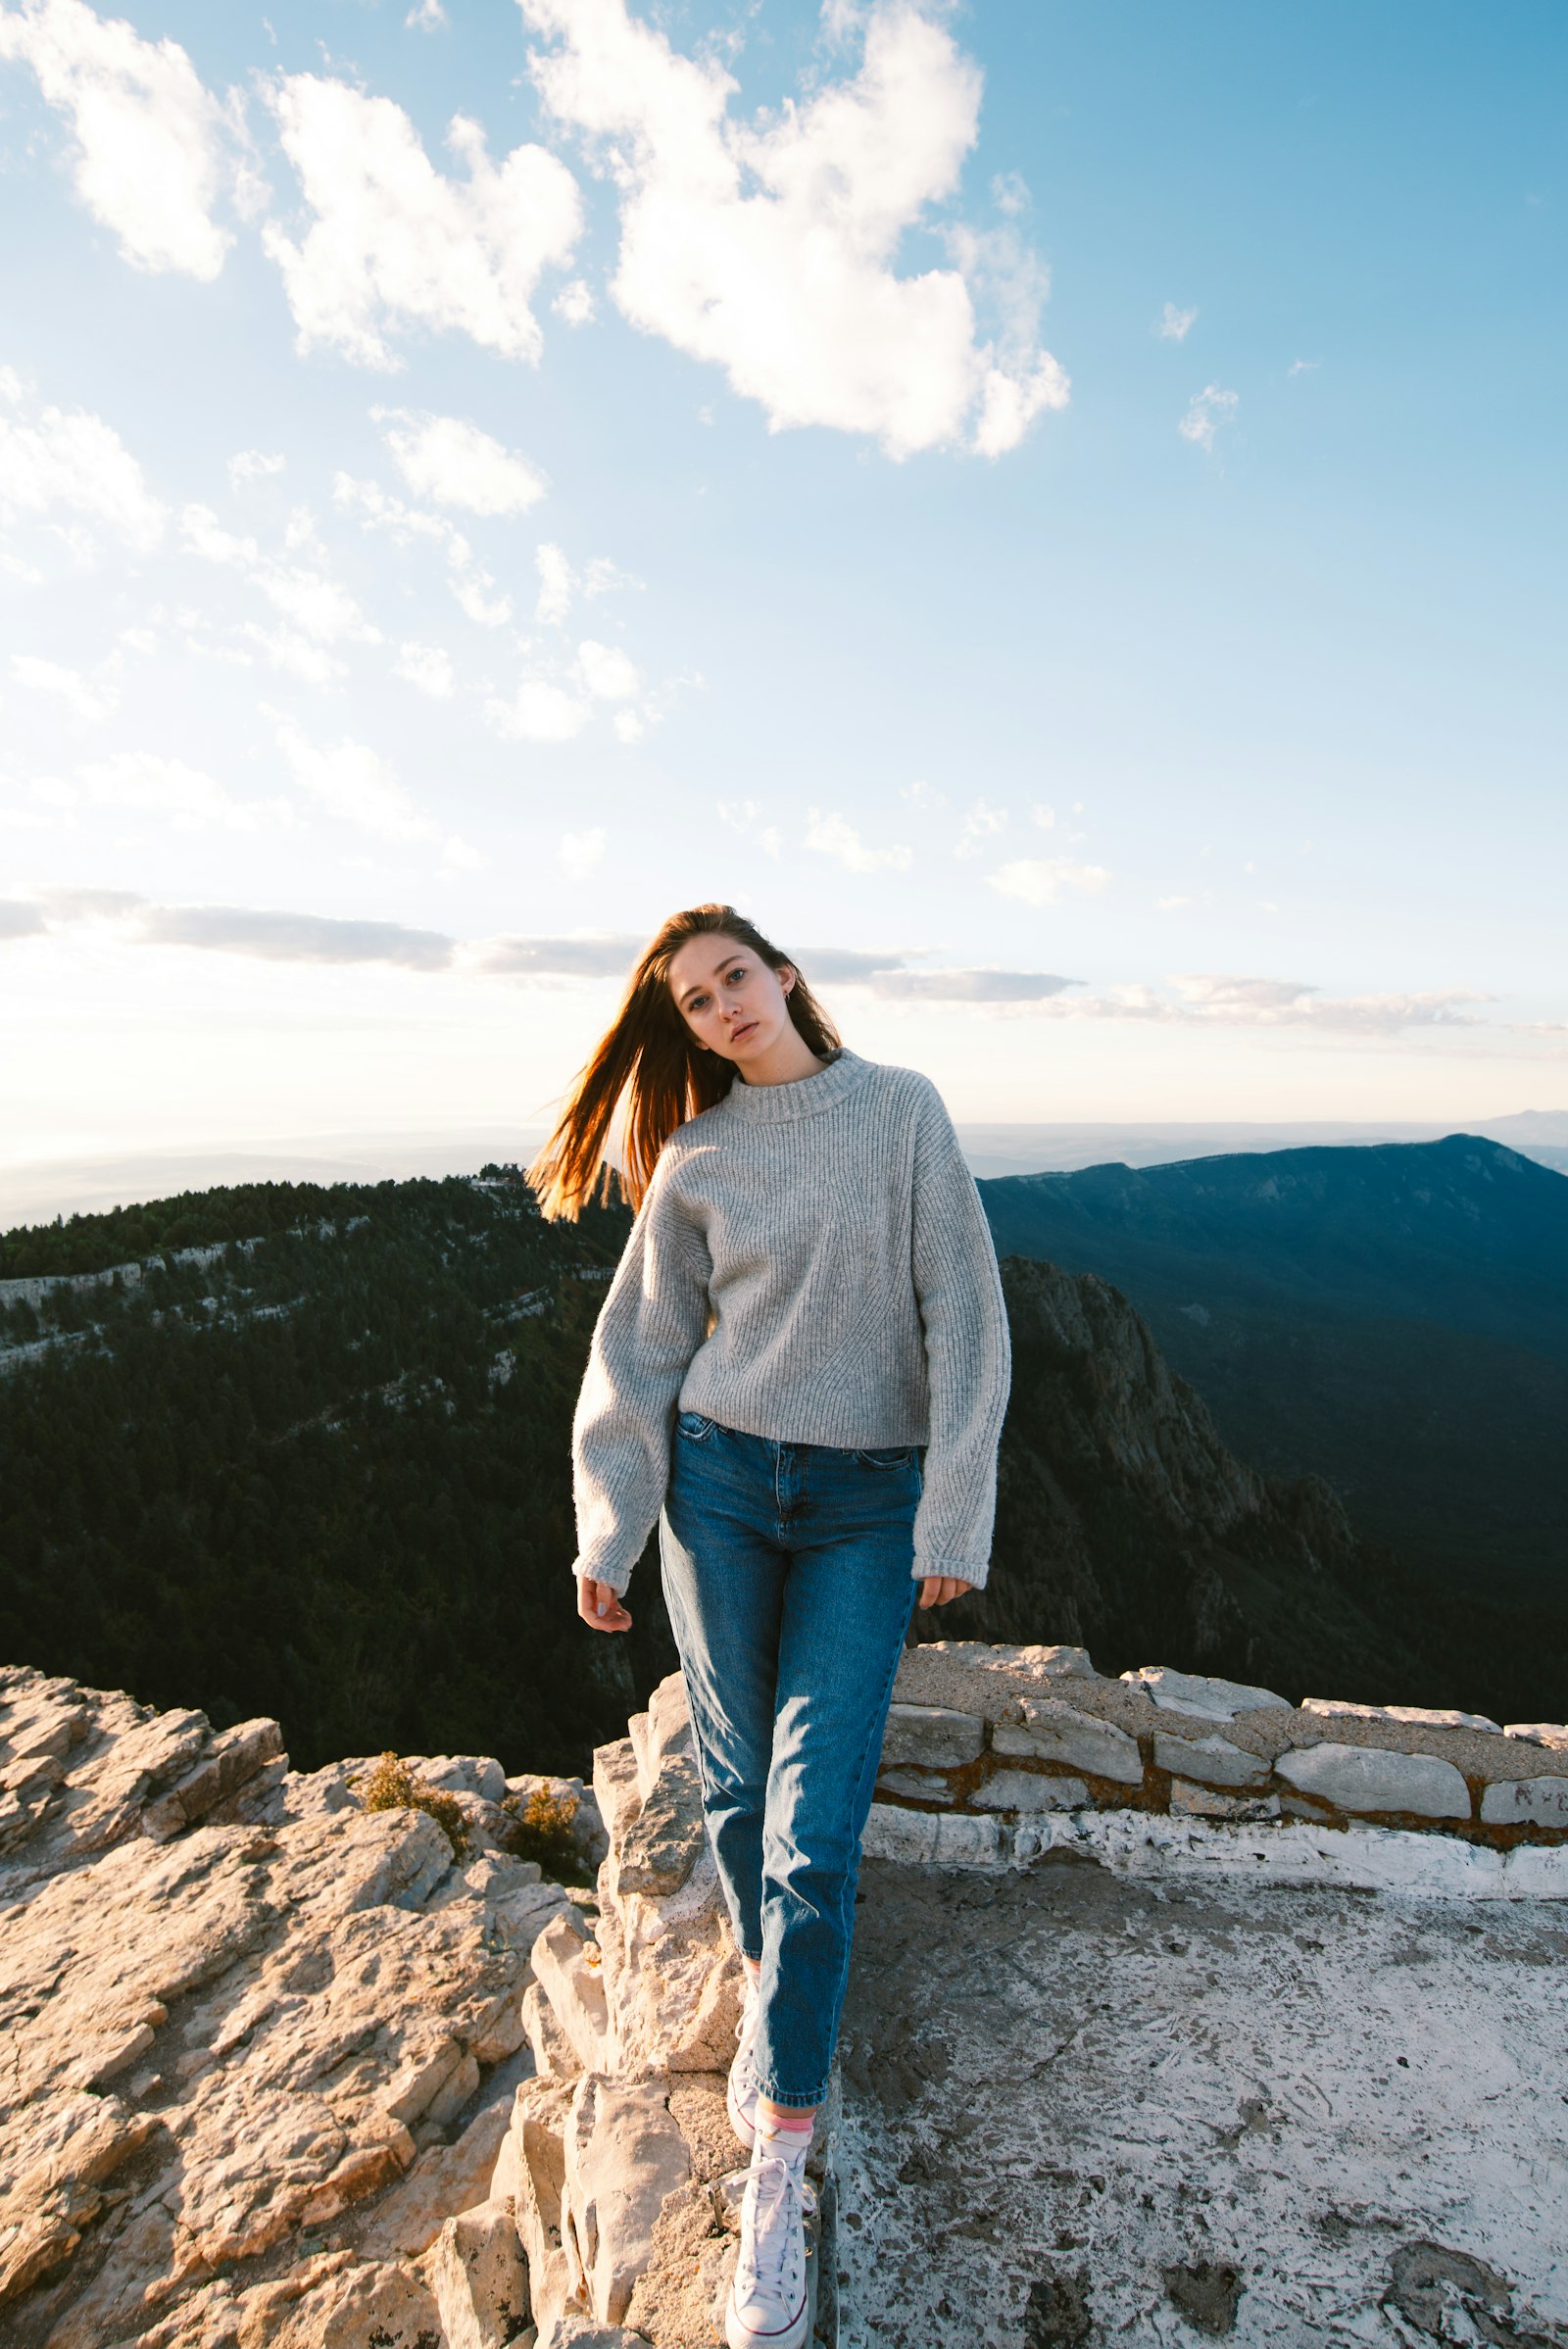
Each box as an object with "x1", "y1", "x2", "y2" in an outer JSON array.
[{"x1": 777, "y1": 963, "x2": 796, "y2": 996}]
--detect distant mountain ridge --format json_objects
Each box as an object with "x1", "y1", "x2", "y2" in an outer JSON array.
[{"x1": 979, "y1": 1134, "x2": 1568, "y2": 1595}]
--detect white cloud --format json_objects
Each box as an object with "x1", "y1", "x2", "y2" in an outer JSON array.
[
  {"x1": 1288, "y1": 358, "x2": 1321, "y2": 377},
  {"x1": 0, "y1": 898, "x2": 47, "y2": 937},
  {"x1": 376, "y1": 408, "x2": 545, "y2": 514},
  {"x1": 1031, "y1": 802, "x2": 1054, "y2": 828},
  {"x1": 535, "y1": 539, "x2": 573, "y2": 623},
  {"x1": 332, "y1": 469, "x2": 513, "y2": 629},
  {"x1": 612, "y1": 709, "x2": 644, "y2": 745},
  {"x1": 1155, "y1": 894, "x2": 1191, "y2": 911},
  {"x1": 406, "y1": 0, "x2": 447, "y2": 26},
  {"x1": 871, "y1": 965, "x2": 1075, "y2": 1003},
  {"x1": 987, "y1": 856, "x2": 1109, "y2": 905},
  {"x1": 805, "y1": 807, "x2": 911, "y2": 873},
  {"x1": 520, "y1": 0, "x2": 1068, "y2": 459},
  {"x1": 576, "y1": 637, "x2": 637, "y2": 700},
  {"x1": 552, "y1": 275, "x2": 595, "y2": 324},
  {"x1": 0, "y1": 389, "x2": 164, "y2": 549},
  {"x1": 1178, "y1": 384, "x2": 1238, "y2": 452},
  {"x1": 900, "y1": 777, "x2": 945, "y2": 807},
  {"x1": 140, "y1": 903, "x2": 455, "y2": 967},
  {"x1": 1154, "y1": 302, "x2": 1197, "y2": 342},
  {"x1": 236, "y1": 620, "x2": 344, "y2": 684},
  {"x1": 0, "y1": 0, "x2": 231, "y2": 277},
  {"x1": 717, "y1": 798, "x2": 782, "y2": 857},
  {"x1": 486, "y1": 677, "x2": 590, "y2": 741},
  {"x1": 11, "y1": 651, "x2": 118, "y2": 724},
  {"x1": 180, "y1": 500, "x2": 380, "y2": 653},
  {"x1": 393, "y1": 641, "x2": 455, "y2": 697},
  {"x1": 73, "y1": 749, "x2": 290, "y2": 830},
  {"x1": 269, "y1": 710, "x2": 471, "y2": 865},
  {"x1": 262, "y1": 73, "x2": 582, "y2": 367},
  {"x1": 474, "y1": 929, "x2": 639, "y2": 977},
  {"x1": 1154, "y1": 973, "x2": 1488, "y2": 1034},
  {"x1": 228, "y1": 448, "x2": 286, "y2": 486},
  {"x1": 954, "y1": 798, "x2": 1007, "y2": 858},
  {"x1": 559, "y1": 824, "x2": 606, "y2": 877}
]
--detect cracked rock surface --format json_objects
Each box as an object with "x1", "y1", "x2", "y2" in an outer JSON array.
[
  {"x1": 0, "y1": 1665, "x2": 570, "y2": 2347},
  {"x1": 833, "y1": 1853, "x2": 1568, "y2": 2346}
]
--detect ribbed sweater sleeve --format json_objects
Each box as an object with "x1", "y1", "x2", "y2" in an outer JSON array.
[
  {"x1": 569, "y1": 1153, "x2": 710, "y2": 1593},
  {"x1": 907, "y1": 1081, "x2": 1012, "y2": 1590}
]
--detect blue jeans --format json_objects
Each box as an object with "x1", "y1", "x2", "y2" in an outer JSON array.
[{"x1": 659, "y1": 1412, "x2": 920, "y2": 2109}]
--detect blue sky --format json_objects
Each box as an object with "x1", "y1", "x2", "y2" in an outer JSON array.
[{"x1": 1, "y1": 0, "x2": 1563, "y2": 1175}]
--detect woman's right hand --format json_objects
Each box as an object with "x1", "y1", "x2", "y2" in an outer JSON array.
[{"x1": 578, "y1": 1576, "x2": 632, "y2": 1634}]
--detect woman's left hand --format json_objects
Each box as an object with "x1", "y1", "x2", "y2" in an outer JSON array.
[{"x1": 917, "y1": 1576, "x2": 972, "y2": 1610}]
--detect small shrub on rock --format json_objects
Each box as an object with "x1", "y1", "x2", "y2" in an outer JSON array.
[
  {"x1": 352, "y1": 1751, "x2": 469, "y2": 1858},
  {"x1": 502, "y1": 1785, "x2": 583, "y2": 1879}
]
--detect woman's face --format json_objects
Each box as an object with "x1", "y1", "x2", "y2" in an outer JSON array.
[{"x1": 666, "y1": 933, "x2": 796, "y2": 1068}]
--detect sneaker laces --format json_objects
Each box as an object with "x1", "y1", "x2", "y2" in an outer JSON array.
[{"x1": 738, "y1": 2154, "x2": 813, "y2": 2298}]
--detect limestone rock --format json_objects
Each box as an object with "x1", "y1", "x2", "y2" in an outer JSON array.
[
  {"x1": 503, "y1": 2074, "x2": 575, "y2": 2335},
  {"x1": 862, "y1": 1805, "x2": 1004, "y2": 1866},
  {"x1": 1275, "y1": 1741, "x2": 1471, "y2": 1820},
  {"x1": 523, "y1": 1979, "x2": 585, "y2": 2080},
  {"x1": 876, "y1": 1766, "x2": 956, "y2": 1805},
  {"x1": 994, "y1": 1697, "x2": 1144, "y2": 1785},
  {"x1": 1125, "y1": 1666, "x2": 1288, "y2": 1722},
  {"x1": 1504, "y1": 1723, "x2": 1568, "y2": 1749},
  {"x1": 1169, "y1": 1780, "x2": 1281, "y2": 1821},
  {"x1": 1480, "y1": 1777, "x2": 1568, "y2": 1829},
  {"x1": 428, "y1": 2196, "x2": 530, "y2": 2349},
  {"x1": 970, "y1": 1769, "x2": 1089, "y2": 1813},
  {"x1": 1151, "y1": 1731, "x2": 1270, "y2": 1790},
  {"x1": 881, "y1": 1703, "x2": 986, "y2": 1769},
  {"x1": 0, "y1": 1665, "x2": 573, "y2": 2345},
  {"x1": 565, "y1": 2073, "x2": 692, "y2": 2325},
  {"x1": 532, "y1": 1912, "x2": 612, "y2": 2073},
  {"x1": 1302, "y1": 1697, "x2": 1501, "y2": 1734}
]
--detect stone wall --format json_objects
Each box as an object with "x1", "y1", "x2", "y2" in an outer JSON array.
[{"x1": 868, "y1": 1643, "x2": 1568, "y2": 1872}]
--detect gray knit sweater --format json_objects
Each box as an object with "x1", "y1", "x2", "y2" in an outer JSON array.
[{"x1": 570, "y1": 1049, "x2": 1011, "y2": 1593}]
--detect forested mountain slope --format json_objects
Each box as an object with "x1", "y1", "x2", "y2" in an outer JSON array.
[
  {"x1": 980, "y1": 1136, "x2": 1568, "y2": 1594},
  {"x1": 3, "y1": 1169, "x2": 1560, "y2": 1771}
]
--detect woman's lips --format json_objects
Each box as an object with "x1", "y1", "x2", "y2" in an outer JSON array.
[{"x1": 730, "y1": 1019, "x2": 759, "y2": 1044}]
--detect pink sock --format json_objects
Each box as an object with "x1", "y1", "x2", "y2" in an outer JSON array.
[{"x1": 756, "y1": 2110, "x2": 812, "y2": 2175}]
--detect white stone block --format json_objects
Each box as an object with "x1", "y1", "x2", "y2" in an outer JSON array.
[
  {"x1": 970, "y1": 1769, "x2": 1088, "y2": 1812},
  {"x1": 1301, "y1": 1698, "x2": 1500, "y2": 1733},
  {"x1": 1152, "y1": 1731, "x2": 1270, "y2": 1790},
  {"x1": 881, "y1": 1704, "x2": 985, "y2": 1769},
  {"x1": 1504, "y1": 1723, "x2": 1568, "y2": 1749},
  {"x1": 1169, "y1": 1780, "x2": 1281, "y2": 1821},
  {"x1": 532, "y1": 1914, "x2": 611, "y2": 2073},
  {"x1": 565, "y1": 2073, "x2": 691, "y2": 2325},
  {"x1": 1480, "y1": 1776, "x2": 1568, "y2": 1830},
  {"x1": 861, "y1": 1804, "x2": 1002, "y2": 1866},
  {"x1": 1275, "y1": 1742, "x2": 1470, "y2": 1820},
  {"x1": 994, "y1": 1699, "x2": 1143, "y2": 1785},
  {"x1": 875, "y1": 1766, "x2": 956, "y2": 1805},
  {"x1": 428, "y1": 2198, "x2": 530, "y2": 2349},
  {"x1": 1125, "y1": 1666, "x2": 1287, "y2": 1721}
]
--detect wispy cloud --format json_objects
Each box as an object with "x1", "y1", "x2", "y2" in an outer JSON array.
[
  {"x1": 521, "y1": 0, "x2": 1068, "y2": 459},
  {"x1": 1178, "y1": 384, "x2": 1238, "y2": 452},
  {"x1": 869, "y1": 966, "x2": 1076, "y2": 1002},
  {"x1": 475, "y1": 931, "x2": 641, "y2": 979},
  {"x1": 806, "y1": 808, "x2": 912, "y2": 874},
  {"x1": 392, "y1": 641, "x2": 454, "y2": 698},
  {"x1": 262, "y1": 73, "x2": 582, "y2": 367},
  {"x1": 0, "y1": 899, "x2": 47, "y2": 940},
  {"x1": 375, "y1": 408, "x2": 546, "y2": 514},
  {"x1": 0, "y1": 379, "x2": 165, "y2": 552},
  {"x1": 139, "y1": 904, "x2": 455, "y2": 968},
  {"x1": 987, "y1": 856, "x2": 1109, "y2": 905},
  {"x1": 228, "y1": 449, "x2": 286, "y2": 487},
  {"x1": 11, "y1": 651, "x2": 119, "y2": 726},
  {"x1": 1154, "y1": 302, "x2": 1197, "y2": 342},
  {"x1": 0, "y1": 0, "x2": 234, "y2": 279},
  {"x1": 954, "y1": 799, "x2": 1008, "y2": 859}
]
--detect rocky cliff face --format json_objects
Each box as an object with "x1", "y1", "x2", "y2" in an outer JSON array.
[
  {"x1": 939, "y1": 1257, "x2": 1433, "y2": 1703},
  {"x1": 4, "y1": 1644, "x2": 1566, "y2": 2348}
]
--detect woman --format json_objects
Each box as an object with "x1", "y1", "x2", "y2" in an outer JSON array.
[{"x1": 528, "y1": 904, "x2": 1010, "y2": 2349}]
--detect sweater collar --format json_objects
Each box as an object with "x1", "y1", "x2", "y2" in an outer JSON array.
[{"x1": 715, "y1": 1046, "x2": 873, "y2": 1125}]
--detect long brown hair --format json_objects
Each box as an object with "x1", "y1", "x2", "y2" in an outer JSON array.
[{"x1": 526, "y1": 904, "x2": 842, "y2": 1221}]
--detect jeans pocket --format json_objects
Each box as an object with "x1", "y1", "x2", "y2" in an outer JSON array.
[
  {"x1": 854, "y1": 1444, "x2": 915, "y2": 1470},
  {"x1": 676, "y1": 1409, "x2": 716, "y2": 1443}
]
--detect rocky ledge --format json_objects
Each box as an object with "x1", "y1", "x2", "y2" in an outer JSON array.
[{"x1": 4, "y1": 1645, "x2": 1566, "y2": 2349}]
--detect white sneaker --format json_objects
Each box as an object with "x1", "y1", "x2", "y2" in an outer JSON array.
[
  {"x1": 725, "y1": 2152, "x2": 813, "y2": 2349},
  {"x1": 726, "y1": 1974, "x2": 761, "y2": 2149}
]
